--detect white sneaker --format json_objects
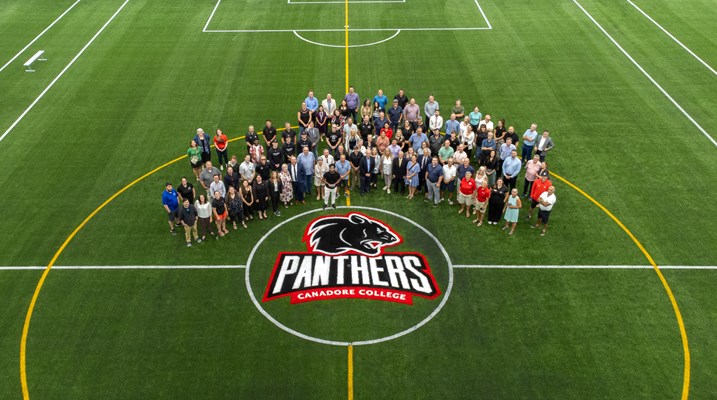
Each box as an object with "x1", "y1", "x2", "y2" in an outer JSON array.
[
  {"x1": 448, "y1": 199, "x2": 454, "y2": 205},
  {"x1": 382, "y1": 186, "x2": 387, "y2": 190},
  {"x1": 220, "y1": 165, "x2": 224, "y2": 170},
  {"x1": 387, "y1": 189, "x2": 391, "y2": 194}
]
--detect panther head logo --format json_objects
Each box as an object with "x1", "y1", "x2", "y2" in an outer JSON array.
[{"x1": 303, "y1": 213, "x2": 402, "y2": 256}]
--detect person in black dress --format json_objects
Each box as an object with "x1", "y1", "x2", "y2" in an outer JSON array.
[
  {"x1": 225, "y1": 186, "x2": 246, "y2": 230},
  {"x1": 240, "y1": 179, "x2": 254, "y2": 222},
  {"x1": 253, "y1": 175, "x2": 270, "y2": 220},
  {"x1": 487, "y1": 178, "x2": 510, "y2": 225}
]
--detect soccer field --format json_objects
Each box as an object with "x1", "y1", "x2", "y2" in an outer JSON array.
[{"x1": 1, "y1": 0, "x2": 716, "y2": 399}]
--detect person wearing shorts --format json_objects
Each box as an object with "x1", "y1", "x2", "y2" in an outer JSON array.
[
  {"x1": 162, "y1": 182, "x2": 180, "y2": 235},
  {"x1": 532, "y1": 186, "x2": 556, "y2": 236},
  {"x1": 211, "y1": 191, "x2": 229, "y2": 237},
  {"x1": 473, "y1": 179, "x2": 491, "y2": 226},
  {"x1": 457, "y1": 171, "x2": 476, "y2": 218}
]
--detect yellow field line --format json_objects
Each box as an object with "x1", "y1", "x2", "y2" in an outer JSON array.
[
  {"x1": 18, "y1": 133, "x2": 689, "y2": 400},
  {"x1": 348, "y1": 344, "x2": 354, "y2": 400},
  {"x1": 550, "y1": 171, "x2": 690, "y2": 400},
  {"x1": 344, "y1": 0, "x2": 349, "y2": 93}
]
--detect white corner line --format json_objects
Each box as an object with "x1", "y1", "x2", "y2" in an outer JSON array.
[
  {"x1": 293, "y1": 29, "x2": 400, "y2": 48},
  {"x1": 626, "y1": 0, "x2": 717, "y2": 78},
  {"x1": 0, "y1": 265, "x2": 246, "y2": 270},
  {"x1": 451, "y1": 265, "x2": 717, "y2": 270},
  {"x1": 473, "y1": 0, "x2": 492, "y2": 29},
  {"x1": 0, "y1": 0, "x2": 81, "y2": 73},
  {"x1": 203, "y1": 0, "x2": 222, "y2": 32},
  {"x1": 572, "y1": 0, "x2": 717, "y2": 148},
  {"x1": 0, "y1": 0, "x2": 129, "y2": 146}
]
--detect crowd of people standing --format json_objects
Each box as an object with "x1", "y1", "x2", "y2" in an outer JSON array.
[{"x1": 163, "y1": 88, "x2": 558, "y2": 247}]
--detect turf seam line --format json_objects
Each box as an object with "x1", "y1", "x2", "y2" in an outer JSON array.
[
  {"x1": 573, "y1": 0, "x2": 716, "y2": 148},
  {"x1": 626, "y1": 0, "x2": 717, "y2": 77},
  {"x1": 3, "y1": 265, "x2": 717, "y2": 271},
  {"x1": 0, "y1": 0, "x2": 81, "y2": 73},
  {"x1": 1, "y1": 0, "x2": 130, "y2": 146}
]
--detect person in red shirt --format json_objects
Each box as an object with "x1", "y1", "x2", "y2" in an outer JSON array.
[
  {"x1": 473, "y1": 180, "x2": 491, "y2": 226},
  {"x1": 527, "y1": 171, "x2": 552, "y2": 222},
  {"x1": 214, "y1": 129, "x2": 229, "y2": 170},
  {"x1": 457, "y1": 171, "x2": 476, "y2": 218}
]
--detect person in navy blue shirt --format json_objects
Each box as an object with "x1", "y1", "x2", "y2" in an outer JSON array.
[
  {"x1": 162, "y1": 182, "x2": 180, "y2": 235},
  {"x1": 358, "y1": 152, "x2": 373, "y2": 195}
]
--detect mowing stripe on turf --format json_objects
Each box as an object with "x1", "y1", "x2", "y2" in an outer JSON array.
[
  {"x1": 4, "y1": 264, "x2": 717, "y2": 271},
  {"x1": 572, "y1": 0, "x2": 716, "y2": 149},
  {"x1": 0, "y1": 0, "x2": 81, "y2": 73},
  {"x1": 1, "y1": 0, "x2": 130, "y2": 147},
  {"x1": 626, "y1": 0, "x2": 717, "y2": 77}
]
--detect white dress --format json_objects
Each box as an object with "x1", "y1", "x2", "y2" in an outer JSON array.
[{"x1": 381, "y1": 156, "x2": 393, "y2": 175}]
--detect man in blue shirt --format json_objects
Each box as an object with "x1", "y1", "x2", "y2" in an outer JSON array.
[
  {"x1": 445, "y1": 113, "x2": 460, "y2": 137},
  {"x1": 161, "y1": 182, "x2": 180, "y2": 235},
  {"x1": 409, "y1": 127, "x2": 429, "y2": 153},
  {"x1": 335, "y1": 153, "x2": 351, "y2": 197},
  {"x1": 502, "y1": 150, "x2": 522, "y2": 191},
  {"x1": 424, "y1": 156, "x2": 444, "y2": 207},
  {"x1": 304, "y1": 91, "x2": 319, "y2": 112},
  {"x1": 456, "y1": 157, "x2": 475, "y2": 180},
  {"x1": 373, "y1": 89, "x2": 388, "y2": 110},
  {"x1": 297, "y1": 146, "x2": 315, "y2": 197},
  {"x1": 387, "y1": 99, "x2": 403, "y2": 130},
  {"x1": 522, "y1": 123, "x2": 538, "y2": 163},
  {"x1": 344, "y1": 86, "x2": 360, "y2": 123}
]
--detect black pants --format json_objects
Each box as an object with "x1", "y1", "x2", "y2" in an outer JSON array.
[
  {"x1": 270, "y1": 191, "x2": 280, "y2": 211},
  {"x1": 504, "y1": 176, "x2": 517, "y2": 191},
  {"x1": 523, "y1": 179, "x2": 534, "y2": 196},
  {"x1": 360, "y1": 174, "x2": 372, "y2": 193},
  {"x1": 487, "y1": 200, "x2": 504, "y2": 223},
  {"x1": 393, "y1": 176, "x2": 405, "y2": 194}
]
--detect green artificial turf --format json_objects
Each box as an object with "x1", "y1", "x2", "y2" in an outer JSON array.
[{"x1": 0, "y1": 0, "x2": 715, "y2": 398}]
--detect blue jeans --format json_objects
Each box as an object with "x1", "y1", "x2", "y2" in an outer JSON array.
[{"x1": 521, "y1": 144, "x2": 534, "y2": 163}]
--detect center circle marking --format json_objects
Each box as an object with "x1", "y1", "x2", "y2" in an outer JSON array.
[{"x1": 245, "y1": 205, "x2": 454, "y2": 346}]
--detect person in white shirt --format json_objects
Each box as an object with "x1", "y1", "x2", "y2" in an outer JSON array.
[
  {"x1": 441, "y1": 157, "x2": 457, "y2": 204},
  {"x1": 535, "y1": 130, "x2": 555, "y2": 161},
  {"x1": 429, "y1": 110, "x2": 443, "y2": 132},
  {"x1": 479, "y1": 114, "x2": 494, "y2": 132},
  {"x1": 322, "y1": 93, "x2": 337, "y2": 116},
  {"x1": 239, "y1": 155, "x2": 256, "y2": 182},
  {"x1": 320, "y1": 148, "x2": 334, "y2": 166},
  {"x1": 532, "y1": 186, "x2": 556, "y2": 236}
]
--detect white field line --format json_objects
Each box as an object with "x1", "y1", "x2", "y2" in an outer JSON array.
[
  {"x1": 627, "y1": 0, "x2": 717, "y2": 77},
  {"x1": 0, "y1": 0, "x2": 129, "y2": 145},
  {"x1": 572, "y1": 0, "x2": 717, "y2": 148},
  {"x1": 0, "y1": 0, "x2": 81, "y2": 73},
  {"x1": 2, "y1": 265, "x2": 716, "y2": 271},
  {"x1": 293, "y1": 29, "x2": 401, "y2": 48},
  {"x1": 203, "y1": 0, "x2": 491, "y2": 32},
  {"x1": 289, "y1": 0, "x2": 405, "y2": 3}
]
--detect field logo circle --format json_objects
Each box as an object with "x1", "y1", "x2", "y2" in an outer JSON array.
[{"x1": 245, "y1": 206, "x2": 453, "y2": 346}]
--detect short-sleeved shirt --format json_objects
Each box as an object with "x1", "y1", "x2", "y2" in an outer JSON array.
[
  {"x1": 239, "y1": 162, "x2": 256, "y2": 181},
  {"x1": 245, "y1": 131, "x2": 259, "y2": 147},
  {"x1": 425, "y1": 163, "x2": 443, "y2": 183},
  {"x1": 476, "y1": 186, "x2": 491, "y2": 202},
  {"x1": 177, "y1": 183, "x2": 195, "y2": 203},
  {"x1": 263, "y1": 126, "x2": 277, "y2": 143},
  {"x1": 456, "y1": 164, "x2": 475, "y2": 180},
  {"x1": 438, "y1": 146, "x2": 455, "y2": 162},
  {"x1": 443, "y1": 164, "x2": 457, "y2": 182},
  {"x1": 335, "y1": 160, "x2": 351, "y2": 179},
  {"x1": 538, "y1": 192, "x2": 556, "y2": 211},
  {"x1": 323, "y1": 170, "x2": 341, "y2": 187},
  {"x1": 459, "y1": 178, "x2": 476, "y2": 195},
  {"x1": 162, "y1": 189, "x2": 179, "y2": 211},
  {"x1": 523, "y1": 130, "x2": 538, "y2": 146}
]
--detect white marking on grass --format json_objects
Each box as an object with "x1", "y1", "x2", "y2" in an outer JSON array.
[
  {"x1": 0, "y1": 0, "x2": 129, "y2": 145},
  {"x1": 289, "y1": 0, "x2": 404, "y2": 3},
  {"x1": 292, "y1": 29, "x2": 400, "y2": 48},
  {"x1": 0, "y1": 0, "x2": 81, "y2": 73},
  {"x1": 572, "y1": 0, "x2": 717, "y2": 148},
  {"x1": 202, "y1": 0, "x2": 491, "y2": 32},
  {"x1": 244, "y1": 206, "x2": 454, "y2": 347},
  {"x1": 627, "y1": 0, "x2": 717, "y2": 78},
  {"x1": 3, "y1": 265, "x2": 715, "y2": 271}
]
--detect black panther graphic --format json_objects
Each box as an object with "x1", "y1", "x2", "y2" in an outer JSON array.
[{"x1": 303, "y1": 213, "x2": 401, "y2": 256}]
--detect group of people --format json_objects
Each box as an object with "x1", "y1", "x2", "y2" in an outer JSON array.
[{"x1": 163, "y1": 88, "x2": 558, "y2": 247}]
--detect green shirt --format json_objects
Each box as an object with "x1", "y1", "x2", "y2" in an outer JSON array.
[
  {"x1": 187, "y1": 147, "x2": 202, "y2": 164},
  {"x1": 438, "y1": 146, "x2": 455, "y2": 162}
]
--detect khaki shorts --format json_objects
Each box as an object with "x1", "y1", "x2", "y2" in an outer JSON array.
[
  {"x1": 474, "y1": 200, "x2": 488, "y2": 213},
  {"x1": 457, "y1": 192, "x2": 474, "y2": 206}
]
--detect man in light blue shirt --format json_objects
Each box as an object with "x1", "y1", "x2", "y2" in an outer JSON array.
[
  {"x1": 373, "y1": 89, "x2": 388, "y2": 110},
  {"x1": 344, "y1": 86, "x2": 360, "y2": 122},
  {"x1": 304, "y1": 91, "x2": 318, "y2": 112},
  {"x1": 297, "y1": 146, "x2": 315, "y2": 196},
  {"x1": 502, "y1": 150, "x2": 521, "y2": 191},
  {"x1": 409, "y1": 127, "x2": 429, "y2": 153},
  {"x1": 335, "y1": 153, "x2": 351, "y2": 197},
  {"x1": 522, "y1": 123, "x2": 538, "y2": 163},
  {"x1": 445, "y1": 113, "x2": 460, "y2": 137}
]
